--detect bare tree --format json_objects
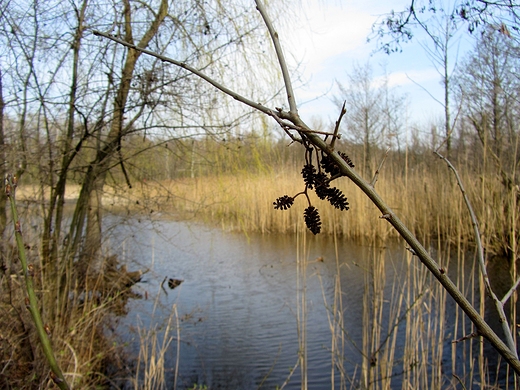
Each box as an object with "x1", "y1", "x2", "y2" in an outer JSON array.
[
  {"x1": 457, "y1": 29, "x2": 520, "y2": 260},
  {"x1": 372, "y1": 0, "x2": 520, "y2": 53},
  {"x1": 336, "y1": 62, "x2": 406, "y2": 176},
  {"x1": 0, "y1": 1, "x2": 284, "y2": 368},
  {"x1": 0, "y1": 0, "x2": 279, "y2": 265},
  {"x1": 420, "y1": 3, "x2": 463, "y2": 157}
]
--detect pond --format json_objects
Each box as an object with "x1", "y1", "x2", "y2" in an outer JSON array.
[{"x1": 107, "y1": 215, "x2": 512, "y2": 389}]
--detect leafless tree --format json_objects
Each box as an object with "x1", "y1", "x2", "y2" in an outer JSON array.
[
  {"x1": 336, "y1": 62, "x2": 406, "y2": 176},
  {"x1": 457, "y1": 29, "x2": 520, "y2": 260},
  {"x1": 0, "y1": 0, "x2": 282, "y2": 318},
  {"x1": 372, "y1": 0, "x2": 520, "y2": 53}
]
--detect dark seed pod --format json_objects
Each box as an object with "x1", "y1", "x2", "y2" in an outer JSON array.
[
  {"x1": 273, "y1": 195, "x2": 294, "y2": 210},
  {"x1": 339, "y1": 152, "x2": 355, "y2": 168},
  {"x1": 320, "y1": 154, "x2": 341, "y2": 176},
  {"x1": 304, "y1": 206, "x2": 321, "y2": 235},
  {"x1": 314, "y1": 184, "x2": 330, "y2": 200},
  {"x1": 313, "y1": 172, "x2": 330, "y2": 200},
  {"x1": 301, "y1": 164, "x2": 317, "y2": 189},
  {"x1": 326, "y1": 187, "x2": 349, "y2": 211}
]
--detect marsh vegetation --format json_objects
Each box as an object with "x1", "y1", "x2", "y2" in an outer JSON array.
[{"x1": 2, "y1": 0, "x2": 520, "y2": 388}]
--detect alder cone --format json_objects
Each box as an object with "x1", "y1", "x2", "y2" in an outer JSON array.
[
  {"x1": 301, "y1": 164, "x2": 317, "y2": 189},
  {"x1": 320, "y1": 154, "x2": 341, "y2": 176},
  {"x1": 273, "y1": 195, "x2": 294, "y2": 210},
  {"x1": 327, "y1": 187, "x2": 349, "y2": 211},
  {"x1": 304, "y1": 206, "x2": 321, "y2": 235}
]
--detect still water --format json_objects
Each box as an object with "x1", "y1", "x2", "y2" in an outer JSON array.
[{"x1": 106, "y1": 216, "x2": 505, "y2": 389}]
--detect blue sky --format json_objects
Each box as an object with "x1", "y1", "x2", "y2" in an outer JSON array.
[{"x1": 279, "y1": 0, "x2": 474, "y2": 129}]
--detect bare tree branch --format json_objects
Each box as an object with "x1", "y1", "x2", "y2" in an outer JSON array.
[
  {"x1": 254, "y1": 0, "x2": 298, "y2": 115},
  {"x1": 94, "y1": 0, "x2": 520, "y2": 375},
  {"x1": 435, "y1": 149, "x2": 518, "y2": 358},
  {"x1": 370, "y1": 148, "x2": 390, "y2": 187}
]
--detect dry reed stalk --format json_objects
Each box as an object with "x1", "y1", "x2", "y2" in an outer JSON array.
[
  {"x1": 318, "y1": 271, "x2": 346, "y2": 389},
  {"x1": 15, "y1": 161, "x2": 512, "y2": 254},
  {"x1": 112, "y1": 170, "x2": 517, "y2": 386},
  {"x1": 361, "y1": 245, "x2": 464, "y2": 389},
  {"x1": 133, "y1": 303, "x2": 177, "y2": 390},
  {"x1": 5, "y1": 175, "x2": 70, "y2": 389},
  {"x1": 2, "y1": 192, "x2": 144, "y2": 388},
  {"x1": 333, "y1": 271, "x2": 348, "y2": 389},
  {"x1": 316, "y1": 233, "x2": 464, "y2": 388},
  {"x1": 296, "y1": 226, "x2": 308, "y2": 390}
]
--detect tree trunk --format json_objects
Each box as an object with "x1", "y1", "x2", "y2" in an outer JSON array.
[
  {"x1": 0, "y1": 70, "x2": 6, "y2": 239},
  {"x1": 71, "y1": 0, "x2": 168, "y2": 272}
]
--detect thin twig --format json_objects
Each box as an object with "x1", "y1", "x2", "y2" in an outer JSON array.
[
  {"x1": 502, "y1": 276, "x2": 520, "y2": 305},
  {"x1": 331, "y1": 101, "x2": 346, "y2": 149},
  {"x1": 452, "y1": 331, "x2": 479, "y2": 344},
  {"x1": 370, "y1": 148, "x2": 390, "y2": 187},
  {"x1": 296, "y1": 126, "x2": 337, "y2": 137},
  {"x1": 255, "y1": 0, "x2": 298, "y2": 115},
  {"x1": 92, "y1": 30, "x2": 273, "y2": 117},
  {"x1": 278, "y1": 357, "x2": 300, "y2": 390},
  {"x1": 256, "y1": 344, "x2": 282, "y2": 390},
  {"x1": 160, "y1": 276, "x2": 168, "y2": 296},
  {"x1": 269, "y1": 112, "x2": 302, "y2": 144},
  {"x1": 435, "y1": 150, "x2": 518, "y2": 358},
  {"x1": 452, "y1": 374, "x2": 467, "y2": 390}
]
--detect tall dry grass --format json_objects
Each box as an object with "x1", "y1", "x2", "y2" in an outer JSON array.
[
  {"x1": 0, "y1": 209, "x2": 138, "y2": 389},
  {"x1": 117, "y1": 160, "x2": 509, "y2": 251},
  {"x1": 111, "y1": 135, "x2": 513, "y2": 252},
  {"x1": 131, "y1": 303, "x2": 180, "y2": 390},
  {"x1": 17, "y1": 136, "x2": 516, "y2": 254}
]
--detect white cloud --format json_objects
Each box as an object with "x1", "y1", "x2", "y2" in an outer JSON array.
[
  {"x1": 382, "y1": 68, "x2": 440, "y2": 88},
  {"x1": 282, "y1": 3, "x2": 376, "y2": 73},
  {"x1": 281, "y1": 0, "x2": 417, "y2": 71},
  {"x1": 273, "y1": 0, "x2": 466, "y2": 126}
]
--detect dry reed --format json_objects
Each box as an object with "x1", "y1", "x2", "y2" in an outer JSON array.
[
  {"x1": 1, "y1": 201, "x2": 139, "y2": 389},
  {"x1": 131, "y1": 303, "x2": 179, "y2": 390},
  {"x1": 110, "y1": 162, "x2": 503, "y2": 249},
  {"x1": 9, "y1": 143, "x2": 517, "y2": 388},
  {"x1": 313, "y1": 232, "x2": 505, "y2": 389}
]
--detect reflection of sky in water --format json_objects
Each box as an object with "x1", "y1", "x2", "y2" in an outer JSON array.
[{"x1": 104, "y1": 215, "x2": 487, "y2": 389}]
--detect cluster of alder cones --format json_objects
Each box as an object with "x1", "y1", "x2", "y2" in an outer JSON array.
[{"x1": 273, "y1": 151, "x2": 354, "y2": 234}]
